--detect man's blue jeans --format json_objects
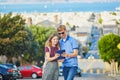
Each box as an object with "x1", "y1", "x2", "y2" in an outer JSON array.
[{"x1": 63, "y1": 66, "x2": 77, "y2": 80}]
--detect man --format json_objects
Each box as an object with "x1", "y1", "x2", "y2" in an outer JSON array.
[{"x1": 57, "y1": 25, "x2": 79, "y2": 80}]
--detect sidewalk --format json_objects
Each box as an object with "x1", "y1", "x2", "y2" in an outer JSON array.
[
  {"x1": 78, "y1": 75, "x2": 116, "y2": 80},
  {"x1": 75, "y1": 75, "x2": 120, "y2": 80},
  {"x1": 113, "y1": 76, "x2": 120, "y2": 80},
  {"x1": 17, "y1": 75, "x2": 120, "y2": 80}
]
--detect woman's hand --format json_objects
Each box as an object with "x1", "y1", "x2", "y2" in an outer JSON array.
[{"x1": 55, "y1": 53, "x2": 60, "y2": 58}]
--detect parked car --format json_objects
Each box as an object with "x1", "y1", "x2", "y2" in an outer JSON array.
[
  {"x1": 18, "y1": 65, "x2": 42, "y2": 79},
  {"x1": 0, "y1": 63, "x2": 21, "y2": 80},
  {"x1": 59, "y1": 66, "x2": 81, "y2": 77},
  {"x1": 2, "y1": 63, "x2": 22, "y2": 79}
]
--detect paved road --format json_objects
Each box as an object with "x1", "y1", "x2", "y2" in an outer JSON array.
[{"x1": 17, "y1": 75, "x2": 120, "y2": 80}]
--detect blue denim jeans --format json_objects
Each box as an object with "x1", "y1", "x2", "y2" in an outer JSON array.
[{"x1": 63, "y1": 66, "x2": 77, "y2": 80}]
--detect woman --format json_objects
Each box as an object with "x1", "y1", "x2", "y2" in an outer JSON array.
[{"x1": 42, "y1": 33, "x2": 60, "y2": 80}]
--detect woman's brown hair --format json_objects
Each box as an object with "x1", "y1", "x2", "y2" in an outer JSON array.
[{"x1": 45, "y1": 32, "x2": 60, "y2": 49}]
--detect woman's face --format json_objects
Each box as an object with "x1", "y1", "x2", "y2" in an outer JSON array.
[{"x1": 51, "y1": 36, "x2": 59, "y2": 45}]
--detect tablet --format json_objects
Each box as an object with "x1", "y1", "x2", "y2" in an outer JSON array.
[{"x1": 56, "y1": 50, "x2": 65, "y2": 60}]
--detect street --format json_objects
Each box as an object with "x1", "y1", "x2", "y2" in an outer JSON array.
[{"x1": 17, "y1": 75, "x2": 120, "y2": 80}]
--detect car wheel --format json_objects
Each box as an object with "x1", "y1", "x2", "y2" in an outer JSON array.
[
  {"x1": 0, "y1": 74, "x2": 3, "y2": 80},
  {"x1": 31, "y1": 73, "x2": 37, "y2": 79}
]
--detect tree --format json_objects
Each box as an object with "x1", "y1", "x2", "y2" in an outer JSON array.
[
  {"x1": 0, "y1": 13, "x2": 26, "y2": 62},
  {"x1": 0, "y1": 13, "x2": 39, "y2": 64},
  {"x1": 18, "y1": 27, "x2": 40, "y2": 64},
  {"x1": 29, "y1": 25, "x2": 55, "y2": 66},
  {"x1": 98, "y1": 33, "x2": 120, "y2": 76},
  {"x1": 97, "y1": 14, "x2": 103, "y2": 35},
  {"x1": 82, "y1": 46, "x2": 89, "y2": 57}
]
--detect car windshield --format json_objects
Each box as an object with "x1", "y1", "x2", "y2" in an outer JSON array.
[
  {"x1": 0, "y1": 65, "x2": 9, "y2": 68},
  {"x1": 33, "y1": 65, "x2": 40, "y2": 68},
  {"x1": 2, "y1": 64, "x2": 17, "y2": 69}
]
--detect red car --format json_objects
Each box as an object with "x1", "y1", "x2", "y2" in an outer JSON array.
[{"x1": 18, "y1": 65, "x2": 42, "y2": 79}]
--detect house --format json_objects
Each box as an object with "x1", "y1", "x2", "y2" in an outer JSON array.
[
  {"x1": 103, "y1": 24, "x2": 118, "y2": 34},
  {"x1": 36, "y1": 20, "x2": 59, "y2": 29}
]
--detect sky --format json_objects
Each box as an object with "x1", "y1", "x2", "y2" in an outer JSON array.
[{"x1": 0, "y1": 0, "x2": 120, "y2": 3}]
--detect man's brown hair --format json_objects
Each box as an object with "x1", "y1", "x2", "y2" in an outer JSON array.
[{"x1": 57, "y1": 25, "x2": 66, "y2": 32}]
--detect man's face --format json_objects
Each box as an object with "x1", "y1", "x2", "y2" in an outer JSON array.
[{"x1": 58, "y1": 30, "x2": 66, "y2": 39}]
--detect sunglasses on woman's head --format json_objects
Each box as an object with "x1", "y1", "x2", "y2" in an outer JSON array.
[{"x1": 58, "y1": 32, "x2": 64, "y2": 35}]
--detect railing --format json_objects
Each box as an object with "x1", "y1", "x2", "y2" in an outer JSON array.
[{"x1": 78, "y1": 59, "x2": 110, "y2": 75}]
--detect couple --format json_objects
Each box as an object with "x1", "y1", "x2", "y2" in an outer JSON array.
[{"x1": 42, "y1": 25, "x2": 79, "y2": 80}]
